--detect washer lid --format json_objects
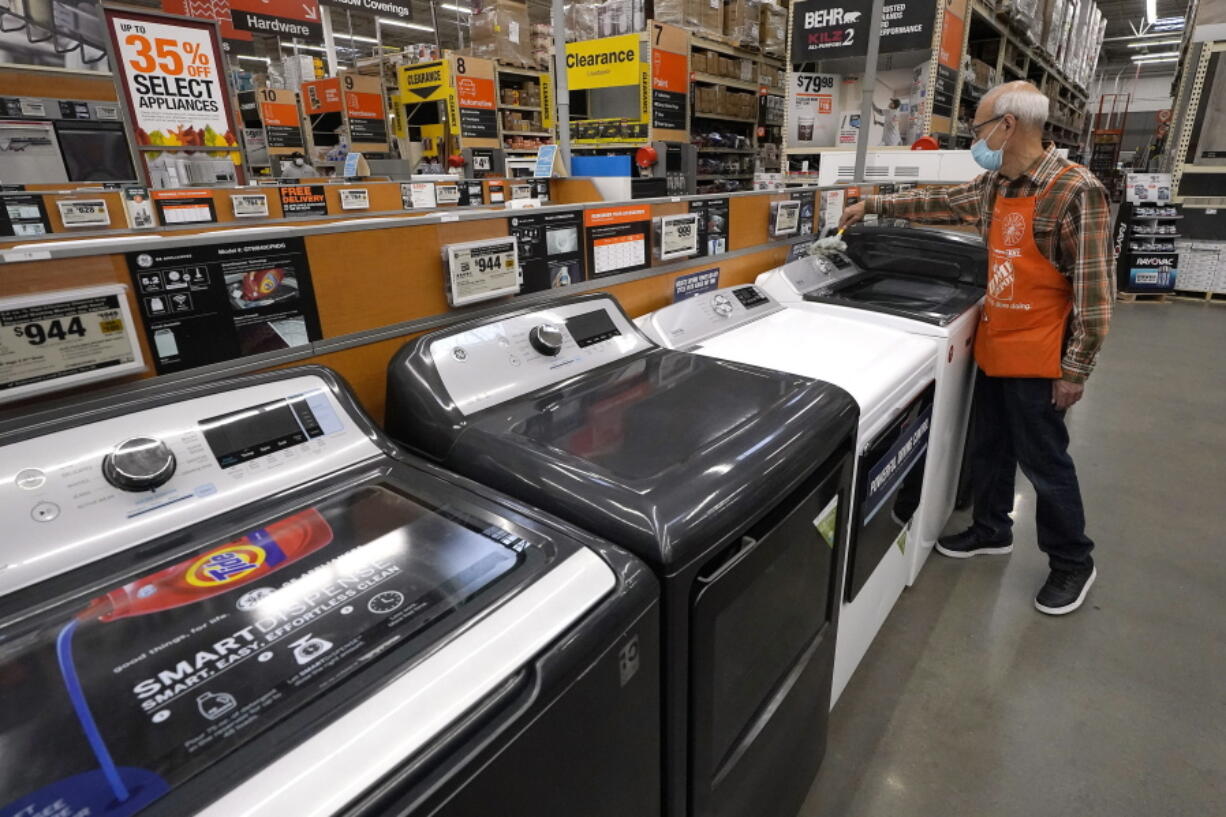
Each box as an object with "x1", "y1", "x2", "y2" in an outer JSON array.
[
  {"x1": 0, "y1": 482, "x2": 612, "y2": 817},
  {"x1": 451, "y1": 348, "x2": 859, "y2": 568},
  {"x1": 807, "y1": 272, "x2": 985, "y2": 326}
]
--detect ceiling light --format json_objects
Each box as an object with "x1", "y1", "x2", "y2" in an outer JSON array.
[
  {"x1": 238, "y1": 55, "x2": 270, "y2": 63},
  {"x1": 335, "y1": 33, "x2": 380, "y2": 43},
  {"x1": 1127, "y1": 38, "x2": 1181, "y2": 47},
  {"x1": 440, "y1": 3, "x2": 472, "y2": 12},
  {"x1": 1146, "y1": 0, "x2": 1156, "y2": 23},
  {"x1": 1131, "y1": 50, "x2": 1179, "y2": 61},
  {"x1": 379, "y1": 18, "x2": 434, "y2": 31},
  {"x1": 281, "y1": 43, "x2": 326, "y2": 52},
  {"x1": 1132, "y1": 55, "x2": 1179, "y2": 64}
]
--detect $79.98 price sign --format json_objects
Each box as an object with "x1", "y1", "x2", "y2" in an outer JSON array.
[
  {"x1": 106, "y1": 8, "x2": 238, "y2": 152},
  {"x1": 445, "y1": 237, "x2": 522, "y2": 307},
  {"x1": 0, "y1": 287, "x2": 144, "y2": 403}
]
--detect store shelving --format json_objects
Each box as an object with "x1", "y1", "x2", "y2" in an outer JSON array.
[
  {"x1": 693, "y1": 72, "x2": 760, "y2": 93},
  {"x1": 692, "y1": 112, "x2": 758, "y2": 124},
  {"x1": 496, "y1": 66, "x2": 554, "y2": 154}
]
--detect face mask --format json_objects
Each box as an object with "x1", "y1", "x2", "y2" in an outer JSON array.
[
  {"x1": 971, "y1": 119, "x2": 1007, "y2": 171},
  {"x1": 293, "y1": 158, "x2": 305, "y2": 167}
]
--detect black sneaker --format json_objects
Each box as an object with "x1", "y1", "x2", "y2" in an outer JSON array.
[
  {"x1": 935, "y1": 528, "x2": 1013, "y2": 559},
  {"x1": 1035, "y1": 566, "x2": 1097, "y2": 615}
]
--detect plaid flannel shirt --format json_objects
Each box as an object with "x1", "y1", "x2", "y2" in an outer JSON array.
[{"x1": 863, "y1": 145, "x2": 1114, "y2": 383}]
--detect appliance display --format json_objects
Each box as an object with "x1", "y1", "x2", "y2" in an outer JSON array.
[
  {"x1": 638, "y1": 285, "x2": 938, "y2": 705},
  {"x1": 0, "y1": 99, "x2": 136, "y2": 185},
  {"x1": 0, "y1": 367, "x2": 661, "y2": 817},
  {"x1": 385, "y1": 294, "x2": 859, "y2": 817},
  {"x1": 757, "y1": 226, "x2": 986, "y2": 585}
]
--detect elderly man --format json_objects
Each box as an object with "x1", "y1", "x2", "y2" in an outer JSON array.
[{"x1": 840, "y1": 81, "x2": 1113, "y2": 615}]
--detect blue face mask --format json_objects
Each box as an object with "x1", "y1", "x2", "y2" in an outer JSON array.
[{"x1": 971, "y1": 119, "x2": 1007, "y2": 171}]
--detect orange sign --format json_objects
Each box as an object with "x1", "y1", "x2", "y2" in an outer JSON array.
[
  {"x1": 302, "y1": 78, "x2": 342, "y2": 114},
  {"x1": 455, "y1": 76, "x2": 496, "y2": 110},
  {"x1": 584, "y1": 205, "x2": 652, "y2": 227},
  {"x1": 939, "y1": 10, "x2": 965, "y2": 70},
  {"x1": 652, "y1": 49, "x2": 687, "y2": 93},
  {"x1": 260, "y1": 102, "x2": 300, "y2": 128},
  {"x1": 344, "y1": 91, "x2": 385, "y2": 120}
]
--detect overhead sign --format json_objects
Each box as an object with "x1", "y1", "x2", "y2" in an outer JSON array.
[
  {"x1": 302, "y1": 78, "x2": 342, "y2": 115},
  {"x1": 161, "y1": 0, "x2": 250, "y2": 43},
  {"x1": 0, "y1": 285, "x2": 145, "y2": 403},
  {"x1": 319, "y1": 0, "x2": 412, "y2": 21},
  {"x1": 790, "y1": 0, "x2": 935, "y2": 62},
  {"x1": 398, "y1": 60, "x2": 450, "y2": 103},
  {"x1": 229, "y1": 0, "x2": 323, "y2": 40},
  {"x1": 106, "y1": 8, "x2": 240, "y2": 159},
  {"x1": 566, "y1": 34, "x2": 641, "y2": 90}
]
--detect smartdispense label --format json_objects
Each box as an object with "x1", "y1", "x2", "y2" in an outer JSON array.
[{"x1": 0, "y1": 485, "x2": 520, "y2": 817}]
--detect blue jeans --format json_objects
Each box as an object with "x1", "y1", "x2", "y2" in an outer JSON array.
[{"x1": 969, "y1": 372, "x2": 1095, "y2": 572}]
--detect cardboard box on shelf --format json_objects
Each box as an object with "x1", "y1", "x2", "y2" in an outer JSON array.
[
  {"x1": 698, "y1": 0, "x2": 723, "y2": 39},
  {"x1": 969, "y1": 58, "x2": 994, "y2": 88},
  {"x1": 723, "y1": 0, "x2": 761, "y2": 47},
  {"x1": 692, "y1": 52, "x2": 708, "y2": 74},
  {"x1": 471, "y1": 0, "x2": 533, "y2": 67},
  {"x1": 760, "y1": 1, "x2": 786, "y2": 55}
]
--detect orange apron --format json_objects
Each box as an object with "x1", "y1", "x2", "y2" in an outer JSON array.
[{"x1": 973, "y1": 165, "x2": 1080, "y2": 379}]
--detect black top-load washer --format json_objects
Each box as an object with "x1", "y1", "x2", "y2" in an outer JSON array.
[
  {"x1": 385, "y1": 293, "x2": 859, "y2": 817},
  {"x1": 816, "y1": 225, "x2": 987, "y2": 326},
  {"x1": 0, "y1": 366, "x2": 660, "y2": 817}
]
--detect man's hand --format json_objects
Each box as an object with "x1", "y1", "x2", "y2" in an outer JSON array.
[
  {"x1": 1052, "y1": 379, "x2": 1084, "y2": 411},
  {"x1": 839, "y1": 201, "x2": 867, "y2": 230}
]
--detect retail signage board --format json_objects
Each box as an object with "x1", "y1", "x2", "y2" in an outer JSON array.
[
  {"x1": 690, "y1": 198, "x2": 729, "y2": 257},
  {"x1": 790, "y1": 0, "x2": 935, "y2": 62},
  {"x1": 673, "y1": 268, "x2": 720, "y2": 302},
  {"x1": 448, "y1": 56, "x2": 498, "y2": 146},
  {"x1": 584, "y1": 205, "x2": 652, "y2": 277},
  {"x1": 398, "y1": 60, "x2": 451, "y2": 104},
  {"x1": 0, "y1": 194, "x2": 52, "y2": 238},
  {"x1": 105, "y1": 8, "x2": 241, "y2": 170},
  {"x1": 342, "y1": 73, "x2": 389, "y2": 149},
  {"x1": 231, "y1": 192, "x2": 269, "y2": 218},
  {"x1": 791, "y1": 190, "x2": 817, "y2": 235},
  {"x1": 56, "y1": 199, "x2": 110, "y2": 228},
  {"x1": 257, "y1": 88, "x2": 305, "y2": 152},
  {"x1": 510, "y1": 209, "x2": 584, "y2": 292},
  {"x1": 302, "y1": 78, "x2": 343, "y2": 115},
  {"x1": 279, "y1": 185, "x2": 327, "y2": 217},
  {"x1": 443, "y1": 237, "x2": 522, "y2": 307},
  {"x1": 656, "y1": 213, "x2": 700, "y2": 260},
  {"x1": 229, "y1": 0, "x2": 323, "y2": 40},
  {"x1": 152, "y1": 189, "x2": 217, "y2": 225},
  {"x1": 339, "y1": 188, "x2": 370, "y2": 210},
  {"x1": 771, "y1": 200, "x2": 801, "y2": 236},
  {"x1": 566, "y1": 34, "x2": 642, "y2": 91},
  {"x1": 786, "y1": 72, "x2": 840, "y2": 149},
  {"x1": 534, "y1": 144, "x2": 559, "y2": 178},
  {"x1": 127, "y1": 237, "x2": 321, "y2": 375},
  {"x1": 650, "y1": 23, "x2": 688, "y2": 136},
  {"x1": 0, "y1": 285, "x2": 145, "y2": 403},
  {"x1": 161, "y1": 0, "x2": 250, "y2": 43},
  {"x1": 1125, "y1": 173, "x2": 1173, "y2": 204},
  {"x1": 320, "y1": 0, "x2": 412, "y2": 21}
]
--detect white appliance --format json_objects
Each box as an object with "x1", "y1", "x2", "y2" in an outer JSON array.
[
  {"x1": 812, "y1": 148, "x2": 981, "y2": 185},
  {"x1": 638, "y1": 285, "x2": 938, "y2": 706},
  {"x1": 757, "y1": 226, "x2": 986, "y2": 585}
]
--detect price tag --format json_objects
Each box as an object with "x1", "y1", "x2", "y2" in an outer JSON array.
[
  {"x1": 444, "y1": 237, "x2": 521, "y2": 307},
  {"x1": 0, "y1": 285, "x2": 144, "y2": 403},
  {"x1": 658, "y1": 213, "x2": 700, "y2": 260},
  {"x1": 772, "y1": 200, "x2": 800, "y2": 236},
  {"x1": 436, "y1": 183, "x2": 460, "y2": 205},
  {"x1": 231, "y1": 193, "x2": 269, "y2": 218},
  {"x1": 339, "y1": 188, "x2": 370, "y2": 210},
  {"x1": 472, "y1": 154, "x2": 492, "y2": 171},
  {"x1": 409, "y1": 182, "x2": 437, "y2": 209},
  {"x1": 57, "y1": 199, "x2": 111, "y2": 228}
]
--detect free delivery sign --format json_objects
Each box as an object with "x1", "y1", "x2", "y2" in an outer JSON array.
[{"x1": 106, "y1": 9, "x2": 238, "y2": 152}]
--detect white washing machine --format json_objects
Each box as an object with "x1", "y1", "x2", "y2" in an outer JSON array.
[
  {"x1": 638, "y1": 285, "x2": 937, "y2": 707},
  {"x1": 757, "y1": 226, "x2": 985, "y2": 586}
]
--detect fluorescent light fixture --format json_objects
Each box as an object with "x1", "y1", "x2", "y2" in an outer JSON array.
[
  {"x1": 280, "y1": 43, "x2": 328, "y2": 52},
  {"x1": 1131, "y1": 51, "x2": 1179, "y2": 61},
  {"x1": 1132, "y1": 55, "x2": 1179, "y2": 64},
  {"x1": 238, "y1": 55, "x2": 270, "y2": 63},
  {"x1": 335, "y1": 33, "x2": 380, "y2": 43},
  {"x1": 1127, "y1": 38, "x2": 1181, "y2": 47},
  {"x1": 378, "y1": 18, "x2": 434, "y2": 31},
  {"x1": 440, "y1": 3, "x2": 472, "y2": 12},
  {"x1": 1146, "y1": 0, "x2": 1156, "y2": 23}
]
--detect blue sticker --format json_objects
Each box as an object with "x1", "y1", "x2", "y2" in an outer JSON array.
[
  {"x1": 1, "y1": 767, "x2": 170, "y2": 817},
  {"x1": 673, "y1": 268, "x2": 720, "y2": 302}
]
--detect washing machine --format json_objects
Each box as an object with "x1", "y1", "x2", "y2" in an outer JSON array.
[
  {"x1": 384, "y1": 293, "x2": 859, "y2": 817},
  {"x1": 757, "y1": 225, "x2": 986, "y2": 586},
  {"x1": 0, "y1": 366, "x2": 661, "y2": 817},
  {"x1": 638, "y1": 285, "x2": 937, "y2": 706}
]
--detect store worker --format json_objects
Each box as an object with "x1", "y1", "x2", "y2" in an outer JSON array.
[{"x1": 839, "y1": 81, "x2": 1113, "y2": 616}]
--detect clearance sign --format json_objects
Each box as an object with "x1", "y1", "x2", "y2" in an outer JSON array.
[
  {"x1": 398, "y1": 60, "x2": 451, "y2": 104},
  {"x1": 566, "y1": 34, "x2": 641, "y2": 90}
]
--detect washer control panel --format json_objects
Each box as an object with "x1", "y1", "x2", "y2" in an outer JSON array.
[
  {"x1": 0, "y1": 375, "x2": 381, "y2": 595},
  {"x1": 764, "y1": 252, "x2": 861, "y2": 298},
  {"x1": 430, "y1": 296, "x2": 652, "y2": 416},
  {"x1": 638, "y1": 285, "x2": 781, "y2": 349}
]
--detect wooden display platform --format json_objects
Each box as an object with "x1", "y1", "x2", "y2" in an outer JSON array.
[
  {"x1": 1172, "y1": 289, "x2": 1226, "y2": 303},
  {"x1": 1117, "y1": 292, "x2": 1171, "y2": 304}
]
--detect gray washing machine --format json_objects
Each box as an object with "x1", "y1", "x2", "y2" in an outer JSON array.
[
  {"x1": 384, "y1": 293, "x2": 859, "y2": 817},
  {"x1": 0, "y1": 366, "x2": 660, "y2": 817}
]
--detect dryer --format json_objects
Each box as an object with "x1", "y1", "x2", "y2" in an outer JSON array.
[
  {"x1": 0, "y1": 366, "x2": 661, "y2": 817},
  {"x1": 384, "y1": 293, "x2": 859, "y2": 817},
  {"x1": 757, "y1": 225, "x2": 986, "y2": 585},
  {"x1": 639, "y1": 285, "x2": 938, "y2": 706}
]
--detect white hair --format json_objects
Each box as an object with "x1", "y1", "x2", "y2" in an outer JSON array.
[{"x1": 988, "y1": 85, "x2": 1050, "y2": 128}]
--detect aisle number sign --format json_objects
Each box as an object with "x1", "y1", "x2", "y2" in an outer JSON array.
[
  {"x1": 566, "y1": 34, "x2": 641, "y2": 90},
  {"x1": 398, "y1": 60, "x2": 451, "y2": 103},
  {"x1": 105, "y1": 9, "x2": 238, "y2": 154}
]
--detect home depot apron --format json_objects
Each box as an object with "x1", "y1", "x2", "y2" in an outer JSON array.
[{"x1": 973, "y1": 165, "x2": 1081, "y2": 378}]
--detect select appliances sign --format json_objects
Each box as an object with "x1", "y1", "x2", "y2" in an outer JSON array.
[{"x1": 790, "y1": 0, "x2": 934, "y2": 61}]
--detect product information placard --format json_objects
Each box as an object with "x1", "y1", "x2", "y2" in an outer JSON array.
[
  {"x1": 584, "y1": 205, "x2": 652, "y2": 277},
  {"x1": 1, "y1": 194, "x2": 52, "y2": 237},
  {"x1": 152, "y1": 189, "x2": 217, "y2": 225},
  {"x1": 792, "y1": 190, "x2": 817, "y2": 234},
  {"x1": 657, "y1": 213, "x2": 700, "y2": 260},
  {"x1": 339, "y1": 188, "x2": 370, "y2": 210},
  {"x1": 790, "y1": 0, "x2": 935, "y2": 61},
  {"x1": 128, "y1": 237, "x2": 321, "y2": 374},
  {"x1": 0, "y1": 285, "x2": 144, "y2": 402},
  {"x1": 771, "y1": 200, "x2": 801, "y2": 236},
  {"x1": 106, "y1": 9, "x2": 238, "y2": 154},
  {"x1": 510, "y1": 209, "x2": 585, "y2": 292},
  {"x1": 673, "y1": 268, "x2": 721, "y2": 302},
  {"x1": 57, "y1": 199, "x2": 111, "y2": 228},
  {"x1": 408, "y1": 182, "x2": 437, "y2": 209},
  {"x1": 123, "y1": 187, "x2": 158, "y2": 229},
  {"x1": 231, "y1": 193, "x2": 270, "y2": 219},
  {"x1": 279, "y1": 185, "x2": 327, "y2": 217},
  {"x1": 786, "y1": 72, "x2": 840, "y2": 149},
  {"x1": 1125, "y1": 173, "x2": 1173, "y2": 204},
  {"x1": 436, "y1": 182, "x2": 460, "y2": 205},
  {"x1": 690, "y1": 198, "x2": 730, "y2": 256},
  {"x1": 443, "y1": 237, "x2": 521, "y2": 306}
]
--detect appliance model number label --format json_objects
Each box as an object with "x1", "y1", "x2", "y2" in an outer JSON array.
[
  {"x1": 446, "y1": 238, "x2": 521, "y2": 306},
  {"x1": 659, "y1": 213, "x2": 699, "y2": 260},
  {"x1": 57, "y1": 199, "x2": 111, "y2": 227},
  {"x1": 0, "y1": 286, "x2": 142, "y2": 402}
]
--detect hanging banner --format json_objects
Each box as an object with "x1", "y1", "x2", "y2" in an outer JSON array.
[
  {"x1": 566, "y1": 34, "x2": 642, "y2": 90},
  {"x1": 790, "y1": 0, "x2": 935, "y2": 62},
  {"x1": 229, "y1": 0, "x2": 323, "y2": 40},
  {"x1": 786, "y1": 72, "x2": 841, "y2": 149},
  {"x1": 160, "y1": 0, "x2": 250, "y2": 43},
  {"x1": 302, "y1": 78, "x2": 343, "y2": 115},
  {"x1": 320, "y1": 0, "x2": 412, "y2": 21},
  {"x1": 106, "y1": 8, "x2": 240, "y2": 158}
]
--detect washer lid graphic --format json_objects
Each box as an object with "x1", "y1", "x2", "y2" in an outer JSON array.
[{"x1": 0, "y1": 483, "x2": 536, "y2": 817}]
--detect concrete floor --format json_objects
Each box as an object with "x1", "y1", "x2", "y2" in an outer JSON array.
[{"x1": 800, "y1": 301, "x2": 1226, "y2": 817}]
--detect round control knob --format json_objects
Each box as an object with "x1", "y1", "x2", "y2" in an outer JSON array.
[
  {"x1": 102, "y1": 437, "x2": 177, "y2": 492},
  {"x1": 712, "y1": 294, "x2": 734, "y2": 317},
  {"x1": 528, "y1": 324, "x2": 564, "y2": 356}
]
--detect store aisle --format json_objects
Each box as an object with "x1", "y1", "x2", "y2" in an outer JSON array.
[{"x1": 800, "y1": 302, "x2": 1226, "y2": 817}]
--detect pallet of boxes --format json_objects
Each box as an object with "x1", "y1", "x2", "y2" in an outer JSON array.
[{"x1": 471, "y1": 0, "x2": 534, "y2": 68}]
